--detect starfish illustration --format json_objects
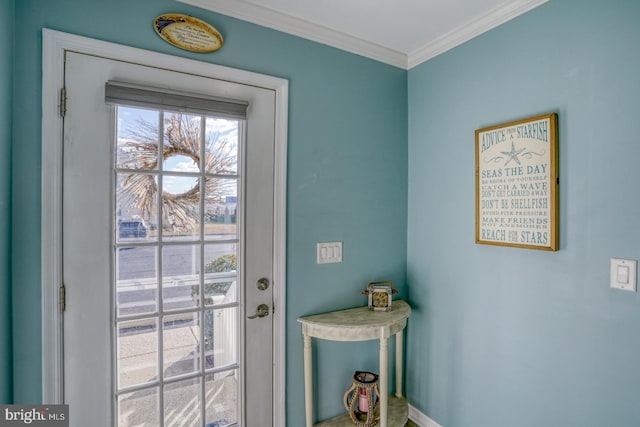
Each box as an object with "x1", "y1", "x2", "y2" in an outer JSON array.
[{"x1": 501, "y1": 141, "x2": 526, "y2": 166}]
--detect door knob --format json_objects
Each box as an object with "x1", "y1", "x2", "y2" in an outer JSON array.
[{"x1": 248, "y1": 304, "x2": 270, "y2": 319}]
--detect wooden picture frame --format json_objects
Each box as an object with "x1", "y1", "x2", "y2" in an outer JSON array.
[{"x1": 475, "y1": 113, "x2": 559, "y2": 251}]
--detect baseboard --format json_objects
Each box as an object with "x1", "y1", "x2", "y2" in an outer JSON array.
[{"x1": 408, "y1": 403, "x2": 443, "y2": 427}]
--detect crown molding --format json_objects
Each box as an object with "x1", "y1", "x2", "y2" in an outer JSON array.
[
  {"x1": 177, "y1": 0, "x2": 408, "y2": 69},
  {"x1": 177, "y1": 0, "x2": 548, "y2": 70},
  {"x1": 407, "y1": 0, "x2": 549, "y2": 69}
]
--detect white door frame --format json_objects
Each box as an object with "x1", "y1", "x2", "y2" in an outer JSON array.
[{"x1": 40, "y1": 29, "x2": 288, "y2": 425}]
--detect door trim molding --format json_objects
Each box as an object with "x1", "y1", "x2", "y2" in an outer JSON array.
[{"x1": 41, "y1": 29, "x2": 288, "y2": 426}]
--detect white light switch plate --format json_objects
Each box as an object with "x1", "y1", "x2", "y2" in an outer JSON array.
[
  {"x1": 610, "y1": 258, "x2": 637, "y2": 292},
  {"x1": 317, "y1": 242, "x2": 342, "y2": 264}
]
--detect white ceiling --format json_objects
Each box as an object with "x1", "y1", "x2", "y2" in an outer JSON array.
[{"x1": 177, "y1": 0, "x2": 548, "y2": 69}]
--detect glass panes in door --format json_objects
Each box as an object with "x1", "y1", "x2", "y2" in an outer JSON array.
[{"x1": 115, "y1": 106, "x2": 241, "y2": 426}]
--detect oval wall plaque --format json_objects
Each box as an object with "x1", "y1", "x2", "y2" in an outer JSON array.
[{"x1": 154, "y1": 13, "x2": 223, "y2": 53}]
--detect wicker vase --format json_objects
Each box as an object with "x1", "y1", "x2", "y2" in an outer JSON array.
[{"x1": 343, "y1": 371, "x2": 380, "y2": 426}]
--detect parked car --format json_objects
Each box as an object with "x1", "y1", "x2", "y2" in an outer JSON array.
[{"x1": 118, "y1": 219, "x2": 148, "y2": 238}]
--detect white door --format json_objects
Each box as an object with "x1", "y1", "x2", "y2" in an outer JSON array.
[{"x1": 62, "y1": 51, "x2": 275, "y2": 427}]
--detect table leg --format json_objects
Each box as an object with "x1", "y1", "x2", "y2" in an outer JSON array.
[
  {"x1": 395, "y1": 331, "x2": 403, "y2": 398},
  {"x1": 379, "y1": 336, "x2": 388, "y2": 427},
  {"x1": 304, "y1": 334, "x2": 313, "y2": 427}
]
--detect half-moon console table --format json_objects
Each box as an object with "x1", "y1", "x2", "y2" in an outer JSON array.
[{"x1": 298, "y1": 300, "x2": 411, "y2": 427}]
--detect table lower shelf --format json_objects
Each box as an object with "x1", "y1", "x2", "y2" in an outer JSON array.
[{"x1": 314, "y1": 396, "x2": 408, "y2": 427}]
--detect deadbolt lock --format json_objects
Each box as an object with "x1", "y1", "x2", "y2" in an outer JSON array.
[{"x1": 257, "y1": 277, "x2": 270, "y2": 291}]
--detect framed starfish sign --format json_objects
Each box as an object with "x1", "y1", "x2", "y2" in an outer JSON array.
[{"x1": 475, "y1": 113, "x2": 559, "y2": 251}]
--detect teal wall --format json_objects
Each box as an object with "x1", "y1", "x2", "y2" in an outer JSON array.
[
  {"x1": 11, "y1": 0, "x2": 408, "y2": 424},
  {"x1": 0, "y1": 0, "x2": 13, "y2": 404},
  {"x1": 14, "y1": 0, "x2": 639, "y2": 425},
  {"x1": 407, "y1": 1, "x2": 640, "y2": 426}
]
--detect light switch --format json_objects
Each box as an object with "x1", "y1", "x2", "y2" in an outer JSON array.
[
  {"x1": 317, "y1": 242, "x2": 342, "y2": 264},
  {"x1": 610, "y1": 258, "x2": 637, "y2": 292},
  {"x1": 617, "y1": 265, "x2": 629, "y2": 284}
]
